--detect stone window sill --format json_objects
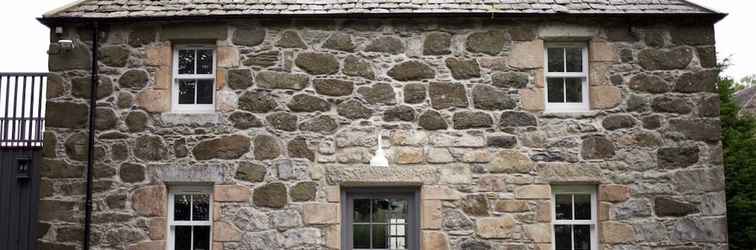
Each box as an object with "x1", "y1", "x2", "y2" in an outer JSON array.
[
  {"x1": 161, "y1": 112, "x2": 223, "y2": 126},
  {"x1": 541, "y1": 110, "x2": 601, "y2": 119}
]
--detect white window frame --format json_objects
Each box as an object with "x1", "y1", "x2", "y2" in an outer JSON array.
[
  {"x1": 544, "y1": 43, "x2": 590, "y2": 113},
  {"x1": 551, "y1": 185, "x2": 598, "y2": 250},
  {"x1": 171, "y1": 46, "x2": 217, "y2": 113},
  {"x1": 167, "y1": 186, "x2": 213, "y2": 250}
]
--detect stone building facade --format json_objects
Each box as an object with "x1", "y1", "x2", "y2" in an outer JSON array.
[{"x1": 39, "y1": 1, "x2": 727, "y2": 250}]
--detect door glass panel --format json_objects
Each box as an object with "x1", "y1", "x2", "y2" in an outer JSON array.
[
  {"x1": 548, "y1": 78, "x2": 565, "y2": 103},
  {"x1": 574, "y1": 194, "x2": 592, "y2": 220},
  {"x1": 566, "y1": 48, "x2": 583, "y2": 72},
  {"x1": 174, "y1": 194, "x2": 191, "y2": 221},
  {"x1": 192, "y1": 194, "x2": 210, "y2": 221},
  {"x1": 574, "y1": 225, "x2": 591, "y2": 250},
  {"x1": 373, "y1": 199, "x2": 391, "y2": 223},
  {"x1": 390, "y1": 199, "x2": 408, "y2": 219},
  {"x1": 353, "y1": 224, "x2": 371, "y2": 249},
  {"x1": 390, "y1": 236, "x2": 406, "y2": 249},
  {"x1": 178, "y1": 50, "x2": 195, "y2": 75},
  {"x1": 565, "y1": 78, "x2": 583, "y2": 103},
  {"x1": 174, "y1": 226, "x2": 192, "y2": 250},
  {"x1": 555, "y1": 194, "x2": 572, "y2": 220},
  {"x1": 193, "y1": 226, "x2": 211, "y2": 250},
  {"x1": 178, "y1": 80, "x2": 196, "y2": 105},
  {"x1": 354, "y1": 199, "x2": 371, "y2": 223},
  {"x1": 372, "y1": 224, "x2": 388, "y2": 248},
  {"x1": 391, "y1": 223, "x2": 406, "y2": 235},
  {"x1": 196, "y1": 80, "x2": 214, "y2": 105},
  {"x1": 548, "y1": 48, "x2": 565, "y2": 72},
  {"x1": 197, "y1": 49, "x2": 214, "y2": 74},
  {"x1": 554, "y1": 225, "x2": 572, "y2": 250}
]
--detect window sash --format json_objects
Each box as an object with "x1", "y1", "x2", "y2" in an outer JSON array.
[
  {"x1": 176, "y1": 48, "x2": 215, "y2": 77},
  {"x1": 172, "y1": 46, "x2": 216, "y2": 113},
  {"x1": 168, "y1": 187, "x2": 213, "y2": 250},
  {"x1": 552, "y1": 186, "x2": 598, "y2": 250},
  {"x1": 174, "y1": 79, "x2": 215, "y2": 108},
  {"x1": 544, "y1": 44, "x2": 589, "y2": 112}
]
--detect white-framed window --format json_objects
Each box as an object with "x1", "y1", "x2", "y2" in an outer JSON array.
[
  {"x1": 172, "y1": 46, "x2": 216, "y2": 113},
  {"x1": 544, "y1": 44, "x2": 589, "y2": 112},
  {"x1": 552, "y1": 186, "x2": 598, "y2": 250},
  {"x1": 168, "y1": 186, "x2": 213, "y2": 250}
]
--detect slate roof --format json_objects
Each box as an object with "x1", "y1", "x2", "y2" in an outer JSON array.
[
  {"x1": 736, "y1": 86, "x2": 756, "y2": 115},
  {"x1": 43, "y1": 0, "x2": 720, "y2": 19}
]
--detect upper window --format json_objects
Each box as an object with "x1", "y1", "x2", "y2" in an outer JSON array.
[
  {"x1": 545, "y1": 44, "x2": 589, "y2": 112},
  {"x1": 172, "y1": 47, "x2": 216, "y2": 113},
  {"x1": 342, "y1": 188, "x2": 420, "y2": 250},
  {"x1": 168, "y1": 186, "x2": 212, "y2": 250},
  {"x1": 552, "y1": 186, "x2": 597, "y2": 250}
]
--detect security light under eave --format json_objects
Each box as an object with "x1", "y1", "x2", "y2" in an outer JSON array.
[{"x1": 370, "y1": 133, "x2": 389, "y2": 167}]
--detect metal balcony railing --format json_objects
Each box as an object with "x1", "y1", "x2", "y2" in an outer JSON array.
[{"x1": 0, "y1": 73, "x2": 47, "y2": 148}]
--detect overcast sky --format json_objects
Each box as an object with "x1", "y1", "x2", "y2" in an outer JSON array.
[{"x1": 0, "y1": 0, "x2": 753, "y2": 80}]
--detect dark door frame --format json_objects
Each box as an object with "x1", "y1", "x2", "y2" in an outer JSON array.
[{"x1": 340, "y1": 187, "x2": 421, "y2": 250}]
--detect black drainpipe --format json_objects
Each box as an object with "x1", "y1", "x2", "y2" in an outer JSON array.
[{"x1": 83, "y1": 21, "x2": 98, "y2": 250}]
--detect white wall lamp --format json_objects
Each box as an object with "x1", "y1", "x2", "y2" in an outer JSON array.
[
  {"x1": 53, "y1": 27, "x2": 75, "y2": 50},
  {"x1": 369, "y1": 132, "x2": 389, "y2": 167}
]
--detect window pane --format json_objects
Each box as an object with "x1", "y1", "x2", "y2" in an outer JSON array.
[
  {"x1": 174, "y1": 194, "x2": 191, "y2": 221},
  {"x1": 197, "y1": 49, "x2": 214, "y2": 75},
  {"x1": 353, "y1": 224, "x2": 371, "y2": 249},
  {"x1": 372, "y1": 224, "x2": 388, "y2": 249},
  {"x1": 354, "y1": 199, "x2": 371, "y2": 223},
  {"x1": 178, "y1": 80, "x2": 196, "y2": 105},
  {"x1": 555, "y1": 194, "x2": 572, "y2": 220},
  {"x1": 178, "y1": 50, "x2": 195, "y2": 75},
  {"x1": 574, "y1": 194, "x2": 591, "y2": 220},
  {"x1": 548, "y1": 78, "x2": 565, "y2": 103},
  {"x1": 192, "y1": 194, "x2": 210, "y2": 221},
  {"x1": 574, "y1": 225, "x2": 591, "y2": 250},
  {"x1": 390, "y1": 237, "x2": 407, "y2": 249},
  {"x1": 565, "y1": 78, "x2": 583, "y2": 103},
  {"x1": 566, "y1": 48, "x2": 583, "y2": 72},
  {"x1": 196, "y1": 80, "x2": 214, "y2": 105},
  {"x1": 194, "y1": 226, "x2": 211, "y2": 250},
  {"x1": 373, "y1": 199, "x2": 391, "y2": 223},
  {"x1": 554, "y1": 225, "x2": 572, "y2": 250},
  {"x1": 548, "y1": 48, "x2": 565, "y2": 72},
  {"x1": 174, "y1": 226, "x2": 192, "y2": 250}
]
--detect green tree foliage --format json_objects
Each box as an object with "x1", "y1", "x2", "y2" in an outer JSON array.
[{"x1": 721, "y1": 75, "x2": 756, "y2": 248}]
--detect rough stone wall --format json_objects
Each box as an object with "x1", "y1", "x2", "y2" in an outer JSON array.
[{"x1": 39, "y1": 17, "x2": 725, "y2": 250}]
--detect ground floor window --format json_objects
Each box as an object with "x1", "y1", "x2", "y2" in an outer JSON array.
[
  {"x1": 169, "y1": 186, "x2": 213, "y2": 250},
  {"x1": 552, "y1": 186, "x2": 598, "y2": 250},
  {"x1": 342, "y1": 188, "x2": 420, "y2": 250}
]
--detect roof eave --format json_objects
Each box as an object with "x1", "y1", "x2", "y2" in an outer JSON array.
[
  {"x1": 42, "y1": 0, "x2": 91, "y2": 18},
  {"x1": 37, "y1": 11, "x2": 728, "y2": 28}
]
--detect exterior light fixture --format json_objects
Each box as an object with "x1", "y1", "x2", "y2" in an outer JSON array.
[{"x1": 370, "y1": 133, "x2": 389, "y2": 167}]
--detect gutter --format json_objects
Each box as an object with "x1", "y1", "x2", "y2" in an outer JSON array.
[{"x1": 83, "y1": 21, "x2": 98, "y2": 250}]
